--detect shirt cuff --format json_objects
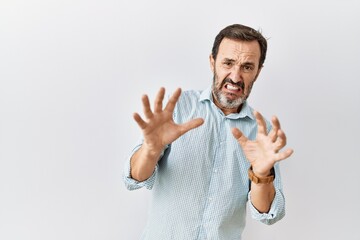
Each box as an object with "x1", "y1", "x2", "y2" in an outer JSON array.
[
  {"x1": 123, "y1": 155, "x2": 158, "y2": 190},
  {"x1": 248, "y1": 187, "x2": 285, "y2": 225},
  {"x1": 123, "y1": 142, "x2": 170, "y2": 191}
]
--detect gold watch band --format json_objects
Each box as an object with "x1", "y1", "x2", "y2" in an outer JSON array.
[{"x1": 248, "y1": 166, "x2": 275, "y2": 184}]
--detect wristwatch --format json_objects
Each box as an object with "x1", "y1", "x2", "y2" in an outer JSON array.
[{"x1": 248, "y1": 166, "x2": 275, "y2": 184}]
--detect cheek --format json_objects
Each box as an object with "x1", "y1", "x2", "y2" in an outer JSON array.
[
  {"x1": 244, "y1": 80, "x2": 255, "y2": 93},
  {"x1": 214, "y1": 69, "x2": 227, "y2": 86},
  {"x1": 214, "y1": 76, "x2": 224, "y2": 88}
]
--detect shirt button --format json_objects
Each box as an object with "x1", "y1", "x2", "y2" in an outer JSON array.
[
  {"x1": 214, "y1": 169, "x2": 218, "y2": 173},
  {"x1": 208, "y1": 197, "x2": 212, "y2": 201}
]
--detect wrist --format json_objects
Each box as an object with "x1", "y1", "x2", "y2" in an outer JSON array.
[
  {"x1": 141, "y1": 143, "x2": 165, "y2": 159},
  {"x1": 252, "y1": 169, "x2": 272, "y2": 178},
  {"x1": 248, "y1": 166, "x2": 275, "y2": 184}
]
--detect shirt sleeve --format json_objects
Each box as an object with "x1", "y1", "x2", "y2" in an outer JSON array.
[
  {"x1": 122, "y1": 140, "x2": 169, "y2": 191},
  {"x1": 247, "y1": 164, "x2": 286, "y2": 225}
]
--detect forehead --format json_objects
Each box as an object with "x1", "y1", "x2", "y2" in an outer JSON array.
[{"x1": 217, "y1": 38, "x2": 261, "y2": 63}]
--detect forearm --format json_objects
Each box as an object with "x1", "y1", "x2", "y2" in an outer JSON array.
[
  {"x1": 250, "y1": 182, "x2": 275, "y2": 213},
  {"x1": 247, "y1": 165, "x2": 286, "y2": 224},
  {"x1": 130, "y1": 145, "x2": 162, "y2": 182}
]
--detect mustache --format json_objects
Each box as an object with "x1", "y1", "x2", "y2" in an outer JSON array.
[{"x1": 222, "y1": 78, "x2": 244, "y2": 89}]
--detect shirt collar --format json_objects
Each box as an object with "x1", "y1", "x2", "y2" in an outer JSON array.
[{"x1": 199, "y1": 86, "x2": 255, "y2": 120}]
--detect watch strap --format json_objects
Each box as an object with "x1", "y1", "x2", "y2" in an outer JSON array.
[{"x1": 248, "y1": 166, "x2": 275, "y2": 184}]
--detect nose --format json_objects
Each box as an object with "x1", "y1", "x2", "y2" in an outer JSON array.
[{"x1": 228, "y1": 66, "x2": 242, "y2": 83}]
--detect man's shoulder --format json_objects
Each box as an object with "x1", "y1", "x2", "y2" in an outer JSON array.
[
  {"x1": 180, "y1": 87, "x2": 211, "y2": 101},
  {"x1": 177, "y1": 89, "x2": 204, "y2": 103},
  {"x1": 173, "y1": 89, "x2": 206, "y2": 115},
  {"x1": 181, "y1": 89, "x2": 202, "y2": 97}
]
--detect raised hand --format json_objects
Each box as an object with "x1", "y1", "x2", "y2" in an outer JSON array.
[
  {"x1": 133, "y1": 87, "x2": 204, "y2": 156},
  {"x1": 231, "y1": 111, "x2": 293, "y2": 177}
]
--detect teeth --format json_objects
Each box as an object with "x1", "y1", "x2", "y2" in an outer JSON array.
[{"x1": 226, "y1": 84, "x2": 240, "y2": 91}]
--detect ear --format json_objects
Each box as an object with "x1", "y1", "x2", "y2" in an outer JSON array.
[
  {"x1": 253, "y1": 65, "x2": 263, "y2": 82},
  {"x1": 209, "y1": 54, "x2": 215, "y2": 73}
]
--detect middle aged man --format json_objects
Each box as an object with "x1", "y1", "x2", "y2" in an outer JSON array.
[{"x1": 124, "y1": 23, "x2": 294, "y2": 240}]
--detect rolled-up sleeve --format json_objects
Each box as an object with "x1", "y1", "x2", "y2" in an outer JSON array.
[
  {"x1": 123, "y1": 156, "x2": 158, "y2": 190},
  {"x1": 123, "y1": 141, "x2": 168, "y2": 191},
  {"x1": 248, "y1": 164, "x2": 285, "y2": 225}
]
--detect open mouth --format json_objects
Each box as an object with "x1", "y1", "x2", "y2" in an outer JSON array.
[{"x1": 224, "y1": 83, "x2": 242, "y2": 93}]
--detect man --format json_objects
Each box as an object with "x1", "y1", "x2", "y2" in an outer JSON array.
[{"x1": 124, "y1": 24, "x2": 294, "y2": 239}]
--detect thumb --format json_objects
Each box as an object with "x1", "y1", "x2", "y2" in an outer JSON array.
[
  {"x1": 179, "y1": 118, "x2": 204, "y2": 134},
  {"x1": 231, "y1": 128, "x2": 248, "y2": 145},
  {"x1": 276, "y1": 148, "x2": 294, "y2": 162}
]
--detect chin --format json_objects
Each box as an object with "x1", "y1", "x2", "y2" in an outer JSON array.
[{"x1": 219, "y1": 94, "x2": 244, "y2": 109}]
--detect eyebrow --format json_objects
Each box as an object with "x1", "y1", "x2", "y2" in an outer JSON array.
[
  {"x1": 222, "y1": 58, "x2": 256, "y2": 66},
  {"x1": 222, "y1": 58, "x2": 235, "y2": 63},
  {"x1": 242, "y1": 62, "x2": 255, "y2": 67}
]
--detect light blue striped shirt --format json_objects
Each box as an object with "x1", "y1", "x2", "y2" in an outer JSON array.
[{"x1": 124, "y1": 86, "x2": 285, "y2": 240}]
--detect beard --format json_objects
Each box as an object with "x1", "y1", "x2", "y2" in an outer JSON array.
[{"x1": 212, "y1": 73, "x2": 254, "y2": 110}]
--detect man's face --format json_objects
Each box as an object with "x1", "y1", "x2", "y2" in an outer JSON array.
[{"x1": 210, "y1": 38, "x2": 262, "y2": 114}]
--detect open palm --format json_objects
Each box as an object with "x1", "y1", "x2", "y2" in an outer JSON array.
[
  {"x1": 232, "y1": 111, "x2": 293, "y2": 176},
  {"x1": 133, "y1": 87, "x2": 204, "y2": 155}
]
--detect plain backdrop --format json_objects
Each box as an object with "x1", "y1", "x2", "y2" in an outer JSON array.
[{"x1": 1, "y1": 0, "x2": 359, "y2": 239}]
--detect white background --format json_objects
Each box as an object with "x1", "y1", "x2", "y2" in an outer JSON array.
[{"x1": 1, "y1": 0, "x2": 359, "y2": 239}]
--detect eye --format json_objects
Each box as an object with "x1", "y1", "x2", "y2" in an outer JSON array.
[
  {"x1": 242, "y1": 65, "x2": 254, "y2": 72},
  {"x1": 223, "y1": 61, "x2": 233, "y2": 67}
]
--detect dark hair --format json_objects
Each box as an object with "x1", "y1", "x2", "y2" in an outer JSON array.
[{"x1": 211, "y1": 24, "x2": 267, "y2": 67}]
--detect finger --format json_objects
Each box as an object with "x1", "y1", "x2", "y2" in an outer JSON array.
[
  {"x1": 274, "y1": 129, "x2": 287, "y2": 151},
  {"x1": 275, "y1": 148, "x2": 294, "y2": 162},
  {"x1": 268, "y1": 116, "x2": 280, "y2": 142},
  {"x1": 154, "y1": 87, "x2": 165, "y2": 113},
  {"x1": 142, "y1": 94, "x2": 154, "y2": 119},
  {"x1": 179, "y1": 118, "x2": 204, "y2": 134},
  {"x1": 164, "y1": 88, "x2": 181, "y2": 113},
  {"x1": 133, "y1": 112, "x2": 147, "y2": 129},
  {"x1": 271, "y1": 115, "x2": 281, "y2": 130},
  {"x1": 254, "y1": 111, "x2": 267, "y2": 135},
  {"x1": 231, "y1": 127, "x2": 248, "y2": 145}
]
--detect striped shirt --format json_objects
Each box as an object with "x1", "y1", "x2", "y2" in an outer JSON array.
[{"x1": 124, "y1": 86, "x2": 285, "y2": 240}]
